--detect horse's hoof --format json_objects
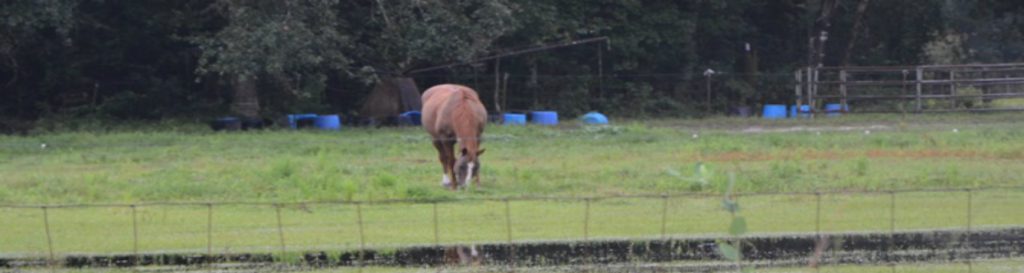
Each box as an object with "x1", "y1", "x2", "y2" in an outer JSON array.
[{"x1": 441, "y1": 174, "x2": 452, "y2": 187}]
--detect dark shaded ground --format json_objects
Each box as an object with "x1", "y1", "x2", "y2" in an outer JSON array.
[{"x1": 4, "y1": 227, "x2": 1023, "y2": 271}]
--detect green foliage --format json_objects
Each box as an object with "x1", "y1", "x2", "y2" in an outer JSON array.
[
  {"x1": 340, "y1": 0, "x2": 518, "y2": 76},
  {"x1": 5, "y1": 1, "x2": 1024, "y2": 122},
  {"x1": 191, "y1": 0, "x2": 351, "y2": 78}
]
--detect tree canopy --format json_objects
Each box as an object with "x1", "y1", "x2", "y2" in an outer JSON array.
[{"x1": 2, "y1": 0, "x2": 1024, "y2": 130}]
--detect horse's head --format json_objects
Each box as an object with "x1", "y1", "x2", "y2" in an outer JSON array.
[{"x1": 454, "y1": 148, "x2": 485, "y2": 187}]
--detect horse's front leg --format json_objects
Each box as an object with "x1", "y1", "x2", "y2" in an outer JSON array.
[
  {"x1": 442, "y1": 140, "x2": 459, "y2": 191},
  {"x1": 432, "y1": 140, "x2": 453, "y2": 188}
]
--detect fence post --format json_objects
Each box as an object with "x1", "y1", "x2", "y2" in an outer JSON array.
[
  {"x1": 889, "y1": 191, "x2": 897, "y2": 273},
  {"x1": 504, "y1": 199, "x2": 515, "y2": 269},
  {"x1": 42, "y1": 206, "x2": 55, "y2": 266},
  {"x1": 131, "y1": 205, "x2": 139, "y2": 265},
  {"x1": 840, "y1": 70, "x2": 848, "y2": 111},
  {"x1": 916, "y1": 67, "x2": 924, "y2": 112},
  {"x1": 206, "y1": 203, "x2": 213, "y2": 265},
  {"x1": 810, "y1": 68, "x2": 817, "y2": 116},
  {"x1": 432, "y1": 202, "x2": 439, "y2": 247},
  {"x1": 796, "y1": 69, "x2": 804, "y2": 111},
  {"x1": 583, "y1": 198, "x2": 592, "y2": 267},
  {"x1": 965, "y1": 189, "x2": 973, "y2": 273},
  {"x1": 275, "y1": 204, "x2": 286, "y2": 260},
  {"x1": 950, "y1": 70, "x2": 958, "y2": 109},
  {"x1": 815, "y1": 192, "x2": 821, "y2": 239},
  {"x1": 660, "y1": 195, "x2": 669, "y2": 240},
  {"x1": 583, "y1": 198, "x2": 591, "y2": 241},
  {"x1": 356, "y1": 203, "x2": 366, "y2": 267}
]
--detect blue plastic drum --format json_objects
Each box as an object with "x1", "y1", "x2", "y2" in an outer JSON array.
[
  {"x1": 531, "y1": 111, "x2": 559, "y2": 125},
  {"x1": 762, "y1": 104, "x2": 787, "y2": 119},
  {"x1": 399, "y1": 111, "x2": 422, "y2": 126},
  {"x1": 503, "y1": 113, "x2": 526, "y2": 125},
  {"x1": 288, "y1": 113, "x2": 318, "y2": 129},
  {"x1": 581, "y1": 112, "x2": 609, "y2": 125},
  {"x1": 824, "y1": 103, "x2": 845, "y2": 117},
  {"x1": 314, "y1": 115, "x2": 341, "y2": 130}
]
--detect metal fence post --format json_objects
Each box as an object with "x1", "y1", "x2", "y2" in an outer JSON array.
[
  {"x1": 206, "y1": 203, "x2": 213, "y2": 265},
  {"x1": 965, "y1": 189, "x2": 973, "y2": 273},
  {"x1": 814, "y1": 192, "x2": 821, "y2": 272},
  {"x1": 889, "y1": 191, "x2": 897, "y2": 273},
  {"x1": 504, "y1": 199, "x2": 515, "y2": 269},
  {"x1": 660, "y1": 195, "x2": 669, "y2": 240},
  {"x1": 583, "y1": 198, "x2": 591, "y2": 241},
  {"x1": 131, "y1": 205, "x2": 139, "y2": 265},
  {"x1": 275, "y1": 204, "x2": 286, "y2": 260},
  {"x1": 42, "y1": 206, "x2": 55, "y2": 266},
  {"x1": 583, "y1": 198, "x2": 592, "y2": 267},
  {"x1": 815, "y1": 192, "x2": 822, "y2": 238},
  {"x1": 432, "y1": 202, "x2": 439, "y2": 246},
  {"x1": 356, "y1": 203, "x2": 366, "y2": 267}
]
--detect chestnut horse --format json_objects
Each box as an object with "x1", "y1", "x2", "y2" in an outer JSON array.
[{"x1": 421, "y1": 84, "x2": 487, "y2": 190}]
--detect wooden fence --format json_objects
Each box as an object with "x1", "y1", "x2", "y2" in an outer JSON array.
[{"x1": 796, "y1": 62, "x2": 1024, "y2": 114}]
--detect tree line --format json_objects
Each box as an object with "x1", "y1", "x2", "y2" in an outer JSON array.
[{"x1": 2, "y1": 0, "x2": 1023, "y2": 130}]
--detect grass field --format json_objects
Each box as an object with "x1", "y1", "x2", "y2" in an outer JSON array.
[{"x1": 2, "y1": 113, "x2": 1024, "y2": 257}]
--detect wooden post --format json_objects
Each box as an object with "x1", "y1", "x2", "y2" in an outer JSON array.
[
  {"x1": 796, "y1": 69, "x2": 803, "y2": 114},
  {"x1": 812, "y1": 67, "x2": 820, "y2": 117},
  {"x1": 493, "y1": 58, "x2": 501, "y2": 114},
  {"x1": 950, "y1": 70, "x2": 957, "y2": 109},
  {"x1": 705, "y1": 74, "x2": 712, "y2": 114},
  {"x1": 598, "y1": 45, "x2": 604, "y2": 101},
  {"x1": 915, "y1": 67, "x2": 923, "y2": 112},
  {"x1": 839, "y1": 70, "x2": 848, "y2": 112}
]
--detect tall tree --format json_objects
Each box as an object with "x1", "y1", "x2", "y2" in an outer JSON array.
[
  {"x1": 0, "y1": 0, "x2": 76, "y2": 118},
  {"x1": 343, "y1": 0, "x2": 518, "y2": 76},
  {"x1": 192, "y1": 0, "x2": 351, "y2": 118}
]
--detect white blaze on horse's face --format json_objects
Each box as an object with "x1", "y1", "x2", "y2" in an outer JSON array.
[
  {"x1": 464, "y1": 162, "x2": 475, "y2": 188},
  {"x1": 453, "y1": 154, "x2": 479, "y2": 189}
]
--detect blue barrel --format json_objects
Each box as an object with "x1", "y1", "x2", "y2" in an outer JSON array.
[
  {"x1": 531, "y1": 111, "x2": 559, "y2": 125},
  {"x1": 799, "y1": 105, "x2": 812, "y2": 117},
  {"x1": 288, "y1": 113, "x2": 318, "y2": 129},
  {"x1": 399, "y1": 111, "x2": 422, "y2": 126},
  {"x1": 824, "y1": 104, "x2": 845, "y2": 117},
  {"x1": 503, "y1": 113, "x2": 526, "y2": 125},
  {"x1": 581, "y1": 112, "x2": 609, "y2": 125},
  {"x1": 791, "y1": 105, "x2": 812, "y2": 118},
  {"x1": 314, "y1": 115, "x2": 341, "y2": 130},
  {"x1": 762, "y1": 104, "x2": 787, "y2": 119}
]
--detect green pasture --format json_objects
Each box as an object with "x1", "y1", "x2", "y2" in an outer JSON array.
[{"x1": 2, "y1": 113, "x2": 1024, "y2": 257}]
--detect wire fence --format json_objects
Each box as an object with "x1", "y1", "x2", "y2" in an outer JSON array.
[{"x1": 2, "y1": 186, "x2": 1023, "y2": 271}]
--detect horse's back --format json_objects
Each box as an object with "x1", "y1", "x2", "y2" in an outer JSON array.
[{"x1": 421, "y1": 84, "x2": 486, "y2": 136}]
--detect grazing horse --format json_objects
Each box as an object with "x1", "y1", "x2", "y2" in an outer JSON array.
[{"x1": 421, "y1": 84, "x2": 487, "y2": 190}]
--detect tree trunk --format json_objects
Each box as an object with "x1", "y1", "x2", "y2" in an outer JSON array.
[
  {"x1": 841, "y1": 0, "x2": 871, "y2": 66},
  {"x1": 810, "y1": 0, "x2": 840, "y2": 67},
  {"x1": 232, "y1": 75, "x2": 260, "y2": 118}
]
